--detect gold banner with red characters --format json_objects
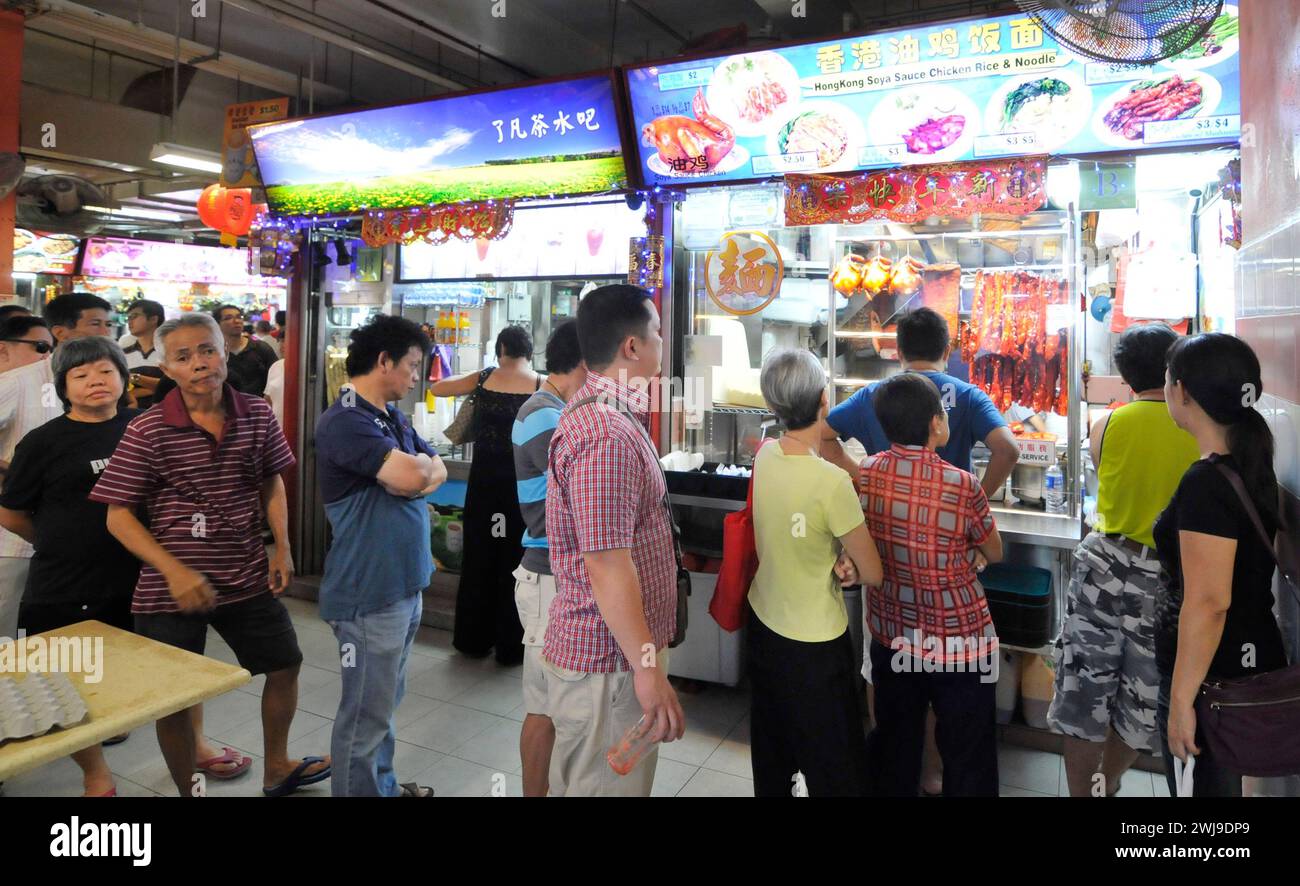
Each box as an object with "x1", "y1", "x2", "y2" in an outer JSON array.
[
  {"x1": 360, "y1": 200, "x2": 515, "y2": 248},
  {"x1": 221, "y1": 97, "x2": 290, "y2": 189},
  {"x1": 784, "y1": 156, "x2": 1048, "y2": 226}
]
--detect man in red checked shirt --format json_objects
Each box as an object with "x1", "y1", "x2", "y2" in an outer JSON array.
[{"x1": 543, "y1": 284, "x2": 686, "y2": 797}]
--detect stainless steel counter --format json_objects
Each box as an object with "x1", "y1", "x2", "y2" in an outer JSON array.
[{"x1": 990, "y1": 507, "x2": 1082, "y2": 550}]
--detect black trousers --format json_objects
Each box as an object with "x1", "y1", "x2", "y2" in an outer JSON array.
[
  {"x1": 868, "y1": 640, "x2": 999, "y2": 797},
  {"x1": 747, "y1": 610, "x2": 870, "y2": 797}
]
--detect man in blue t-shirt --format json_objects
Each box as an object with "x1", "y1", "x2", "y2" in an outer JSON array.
[
  {"x1": 822, "y1": 306, "x2": 1018, "y2": 499},
  {"x1": 315, "y1": 314, "x2": 446, "y2": 797}
]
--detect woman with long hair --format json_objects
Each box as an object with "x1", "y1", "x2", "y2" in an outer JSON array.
[{"x1": 1154, "y1": 333, "x2": 1288, "y2": 796}]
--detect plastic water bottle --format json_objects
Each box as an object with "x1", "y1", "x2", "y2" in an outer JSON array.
[
  {"x1": 1045, "y1": 464, "x2": 1066, "y2": 514},
  {"x1": 607, "y1": 715, "x2": 659, "y2": 775}
]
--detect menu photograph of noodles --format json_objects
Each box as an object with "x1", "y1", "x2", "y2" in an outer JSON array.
[
  {"x1": 769, "y1": 102, "x2": 863, "y2": 171},
  {"x1": 985, "y1": 72, "x2": 1092, "y2": 150}
]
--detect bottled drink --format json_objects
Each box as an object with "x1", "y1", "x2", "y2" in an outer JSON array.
[
  {"x1": 607, "y1": 715, "x2": 659, "y2": 776},
  {"x1": 1044, "y1": 464, "x2": 1066, "y2": 514},
  {"x1": 458, "y1": 311, "x2": 471, "y2": 345}
]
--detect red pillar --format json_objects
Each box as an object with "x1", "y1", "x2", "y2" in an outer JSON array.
[{"x1": 0, "y1": 10, "x2": 23, "y2": 297}]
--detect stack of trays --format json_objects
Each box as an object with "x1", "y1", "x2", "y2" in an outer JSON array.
[{"x1": 0, "y1": 672, "x2": 88, "y2": 742}]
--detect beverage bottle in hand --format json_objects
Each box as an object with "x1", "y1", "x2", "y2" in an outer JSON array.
[{"x1": 607, "y1": 715, "x2": 659, "y2": 776}]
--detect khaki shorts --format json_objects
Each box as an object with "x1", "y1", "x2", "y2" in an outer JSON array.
[
  {"x1": 514, "y1": 565, "x2": 558, "y2": 717},
  {"x1": 543, "y1": 648, "x2": 671, "y2": 798}
]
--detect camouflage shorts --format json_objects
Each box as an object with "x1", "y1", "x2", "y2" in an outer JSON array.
[{"x1": 1047, "y1": 532, "x2": 1162, "y2": 753}]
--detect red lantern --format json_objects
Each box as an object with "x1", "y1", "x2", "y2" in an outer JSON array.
[
  {"x1": 196, "y1": 184, "x2": 256, "y2": 237},
  {"x1": 196, "y1": 184, "x2": 228, "y2": 230}
]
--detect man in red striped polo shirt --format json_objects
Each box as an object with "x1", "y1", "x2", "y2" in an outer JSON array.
[{"x1": 92, "y1": 312, "x2": 330, "y2": 797}]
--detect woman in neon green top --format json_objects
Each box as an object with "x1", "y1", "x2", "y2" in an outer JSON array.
[
  {"x1": 1049, "y1": 323, "x2": 1200, "y2": 797},
  {"x1": 747, "y1": 348, "x2": 882, "y2": 797}
]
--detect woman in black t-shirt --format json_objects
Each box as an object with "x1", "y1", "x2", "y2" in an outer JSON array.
[
  {"x1": 0, "y1": 337, "x2": 140, "y2": 797},
  {"x1": 1153, "y1": 333, "x2": 1287, "y2": 797}
]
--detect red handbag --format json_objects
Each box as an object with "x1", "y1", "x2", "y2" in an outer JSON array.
[{"x1": 710, "y1": 440, "x2": 771, "y2": 632}]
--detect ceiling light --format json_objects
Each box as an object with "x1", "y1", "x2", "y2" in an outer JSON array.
[
  {"x1": 87, "y1": 205, "x2": 186, "y2": 222},
  {"x1": 149, "y1": 142, "x2": 222, "y2": 174}
]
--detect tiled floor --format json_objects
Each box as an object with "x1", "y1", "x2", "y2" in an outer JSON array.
[{"x1": 3, "y1": 596, "x2": 1170, "y2": 798}]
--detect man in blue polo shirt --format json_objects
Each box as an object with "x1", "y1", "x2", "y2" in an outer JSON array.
[
  {"x1": 822, "y1": 307, "x2": 1019, "y2": 496},
  {"x1": 315, "y1": 314, "x2": 446, "y2": 797}
]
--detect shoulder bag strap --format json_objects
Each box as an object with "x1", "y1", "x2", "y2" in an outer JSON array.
[{"x1": 1213, "y1": 462, "x2": 1299, "y2": 605}]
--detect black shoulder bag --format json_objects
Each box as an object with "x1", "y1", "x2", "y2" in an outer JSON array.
[
  {"x1": 444, "y1": 368, "x2": 493, "y2": 446},
  {"x1": 1192, "y1": 463, "x2": 1300, "y2": 777}
]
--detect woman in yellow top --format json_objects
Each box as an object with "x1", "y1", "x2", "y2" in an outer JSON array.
[
  {"x1": 1048, "y1": 323, "x2": 1201, "y2": 796},
  {"x1": 748, "y1": 348, "x2": 882, "y2": 797}
]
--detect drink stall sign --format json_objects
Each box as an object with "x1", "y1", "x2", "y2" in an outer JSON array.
[
  {"x1": 250, "y1": 74, "x2": 629, "y2": 217},
  {"x1": 625, "y1": 5, "x2": 1240, "y2": 185}
]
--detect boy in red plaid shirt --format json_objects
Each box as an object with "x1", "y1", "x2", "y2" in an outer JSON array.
[{"x1": 859, "y1": 372, "x2": 1004, "y2": 796}]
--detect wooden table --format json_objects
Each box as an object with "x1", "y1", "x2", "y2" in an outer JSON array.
[{"x1": 0, "y1": 620, "x2": 250, "y2": 781}]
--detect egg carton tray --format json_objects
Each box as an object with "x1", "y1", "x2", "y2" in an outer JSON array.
[{"x1": 0, "y1": 672, "x2": 88, "y2": 743}]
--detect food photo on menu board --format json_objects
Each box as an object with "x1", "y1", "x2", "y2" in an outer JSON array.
[
  {"x1": 624, "y1": 5, "x2": 1240, "y2": 185},
  {"x1": 11, "y1": 229, "x2": 80, "y2": 274},
  {"x1": 248, "y1": 74, "x2": 629, "y2": 217}
]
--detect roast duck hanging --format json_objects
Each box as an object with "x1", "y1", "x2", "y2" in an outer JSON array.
[
  {"x1": 960, "y1": 270, "x2": 1072, "y2": 416},
  {"x1": 833, "y1": 253, "x2": 929, "y2": 356}
]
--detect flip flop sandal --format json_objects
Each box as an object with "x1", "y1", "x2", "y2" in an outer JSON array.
[
  {"x1": 85, "y1": 787, "x2": 117, "y2": 797},
  {"x1": 263, "y1": 756, "x2": 332, "y2": 798},
  {"x1": 196, "y1": 747, "x2": 253, "y2": 780},
  {"x1": 102, "y1": 733, "x2": 129, "y2": 747},
  {"x1": 399, "y1": 783, "x2": 435, "y2": 797}
]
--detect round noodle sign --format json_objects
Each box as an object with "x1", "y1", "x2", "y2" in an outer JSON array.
[{"x1": 704, "y1": 230, "x2": 784, "y2": 316}]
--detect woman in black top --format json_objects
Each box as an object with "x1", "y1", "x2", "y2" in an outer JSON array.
[
  {"x1": 0, "y1": 337, "x2": 141, "y2": 796},
  {"x1": 1153, "y1": 333, "x2": 1287, "y2": 797},
  {"x1": 429, "y1": 325, "x2": 539, "y2": 665}
]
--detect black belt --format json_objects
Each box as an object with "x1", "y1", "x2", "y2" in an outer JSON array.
[{"x1": 1102, "y1": 533, "x2": 1152, "y2": 558}]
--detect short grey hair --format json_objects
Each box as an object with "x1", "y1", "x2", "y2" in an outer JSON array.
[
  {"x1": 157, "y1": 312, "x2": 225, "y2": 364},
  {"x1": 760, "y1": 348, "x2": 827, "y2": 431},
  {"x1": 52, "y1": 336, "x2": 129, "y2": 411}
]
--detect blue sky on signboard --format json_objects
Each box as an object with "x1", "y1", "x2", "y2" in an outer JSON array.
[{"x1": 250, "y1": 75, "x2": 622, "y2": 186}]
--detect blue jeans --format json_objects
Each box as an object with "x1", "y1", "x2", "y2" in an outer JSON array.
[{"x1": 327, "y1": 592, "x2": 423, "y2": 797}]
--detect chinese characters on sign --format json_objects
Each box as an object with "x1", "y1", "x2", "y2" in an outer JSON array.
[
  {"x1": 221, "y1": 97, "x2": 290, "y2": 188},
  {"x1": 703, "y1": 230, "x2": 784, "y2": 316},
  {"x1": 784, "y1": 156, "x2": 1048, "y2": 226},
  {"x1": 628, "y1": 235, "x2": 665, "y2": 289},
  {"x1": 492, "y1": 107, "x2": 601, "y2": 143},
  {"x1": 813, "y1": 17, "x2": 1041, "y2": 73}
]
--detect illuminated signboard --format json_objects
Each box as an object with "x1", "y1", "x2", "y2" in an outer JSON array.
[
  {"x1": 250, "y1": 73, "x2": 629, "y2": 217},
  {"x1": 12, "y1": 230, "x2": 79, "y2": 275},
  {"x1": 81, "y1": 237, "x2": 282, "y2": 287},
  {"x1": 625, "y1": 5, "x2": 1240, "y2": 185}
]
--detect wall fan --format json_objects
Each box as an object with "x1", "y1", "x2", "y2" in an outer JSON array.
[
  {"x1": 1014, "y1": 0, "x2": 1224, "y2": 64},
  {"x1": 0, "y1": 153, "x2": 24, "y2": 199},
  {"x1": 15, "y1": 175, "x2": 108, "y2": 236}
]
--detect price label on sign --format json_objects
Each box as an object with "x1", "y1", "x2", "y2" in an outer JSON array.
[
  {"x1": 657, "y1": 66, "x2": 714, "y2": 91},
  {"x1": 752, "y1": 152, "x2": 818, "y2": 175},
  {"x1": 858, "y1": 144, "x2": 907, "y2": 167},
  {"x1": 1143, "y1": 114, "x2": 1240, "y2": 145},
  {"x1": 974, "y1": 132, "x2": 1040, "y2": 157},
  {"x1": 1081, "y1": 161, "x2": 1136, "y2": 211}
]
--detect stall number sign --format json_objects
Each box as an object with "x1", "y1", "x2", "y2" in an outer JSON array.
[
  {"x1": 1015, "y1": 436, "x2": 1057, "y2": 466},
  {"x1": 1081, "y1": 161, "x2": 1136, "y2": 211}
]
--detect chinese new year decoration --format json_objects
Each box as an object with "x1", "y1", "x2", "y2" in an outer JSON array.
[
  {"x1": 196, "y1": 184, "x2": 262, "y2": 245},
  {"x1": 628, "y1": 235, "x2": 665, "y2": 290},
  {"x1": 785, "y1": 156, "x2": 1047, "y2": 226},
  {"x1": 959, "y1": 270, "x2": 1071, "y2": 417},
  {"x1": 360, "y1": 200, "x2": 514, "y2": 248},
  {"x1": 704, "y1": 230, "x2": 783, "y2": 316}
]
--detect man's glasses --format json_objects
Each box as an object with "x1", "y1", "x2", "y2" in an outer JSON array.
[{"x1": 3, "y1": 339, "x2": 53, "y2": 354}]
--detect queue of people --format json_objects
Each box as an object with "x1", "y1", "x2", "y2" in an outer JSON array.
[{"x1": 0, "y1": 286, "x2": 1291, "y2": 799}]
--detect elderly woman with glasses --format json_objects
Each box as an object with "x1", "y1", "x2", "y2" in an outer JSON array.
[
  {"x1": 746, "y1": 348, "x2": 883, "y2": 797},
  {"x1": 0, "y1": 337, "x2": 141, "y2": 796}
]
